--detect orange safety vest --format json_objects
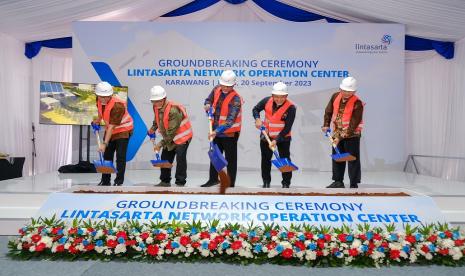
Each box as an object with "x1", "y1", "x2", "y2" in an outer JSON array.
[
  {"x1": 154, "y1": 101, "x2": 193, "y2": 145},
  {"x1": 211, "y1": 86, "x2": 242, "y2": 133},
  {"x1": 264, "y1": 97, "x2": 294, "y2": 139},
  {"x1": 97, "y1": 96, "x2": 133, "y2": 135},
  {"x1": 331, "y1": 92, "x2": 364, "y2": 133}
]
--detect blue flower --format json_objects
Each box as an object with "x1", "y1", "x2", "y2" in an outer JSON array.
[
  {"x1": 232, "y1": 230, "x2": 239, "y2": 236},
  {"x1": 298, "y1": 234, "x2": 305, "y2": 241},
  {"x1": 222, "y1": 242, "x2": 230, "y2": 250},
  {"x1": 294, "y1": 246, "x2": 301, "y2": 253},
  {"x1": 402, "y1": 245, "x2": 410, "y2": 253},
  {"x1": 280, "y1": 232, "x2": 287, "y2": 239},
  {"x1": 265, "y1": 232, "x2": 271, "y2": 238},
  {"x1": 41, "y1": 228, "x2": 49, "y2": 235},
  {"x1": 58, "y1": 237, "x2": 68, "y2": 244},
  {"x1": 389, "y1": 234, "x2": 398, "y2": 241},
  {"x1": 308, "y1": 243, "x2": 317, "y2": 250},
  {"x1": 108, "y1": 229, "x2": 114, "y2": 235},
  {"x1": 335, "y1": 251, "x2": 342, "y2": 257},
  {"x1": 254, "y1": 244, "x2": 262, "y2": 253},
  {"x1": 377, "y1": 247, "x2": 385, "y2": 253},
  {"x1": 415, "y1": 233, "x2": 423, "y2": 241},
  {"x1": 132, "y1": 229, "x2": 140, "y2": 234},
  {"x1": 138, "y1": 242, "x2": 146, "y2": 249},
  {"x1": 346, "y1": 235, "x2": 354, "y2": 242},
  {"x1": 439, "y1": 232, "x2": 446, "y2": 239},
  {"x1": 82, "y1": 240, "x2": 89, "y2": 246},
  {"x1": 153, "y1": 229, "x2": 161, "y2": 235},
  {"x1": 249, "y1": 231, "x2": 256, "y2": 238},
  {"x1": 95, "y1": 240, "x2": 104, "y2": 247},
  {"x1": 171, "y1": 241, "x2": 180, "y2": 249},
  {"x1": 428, "y1": 244, "x2": 436, "y2": 252},
  {"x1": 118, "y1": 237, "x2": 125, "y2": 244},
  {"x1": 275, "y1": 245, "x2": 284, "y2": 253},
  {"x1": 317, "y1": 234, "x2": 325, "y2": 239},
  {"x1": 77, "y1": 229, "x2": 84, "y2": 235},
  {"x1": 209, "y1": 227, "x2": 217, "y2": 233},
  {"x1": 361, "y1": 245, "x2": 368, "y2": 252},
  {"x1": 167, "y1": 228, "x2": 174, "y2": 234},
  {"x1": 453, "y1": 231, "x2": 460, "y2": 240},
  {"x1": 190, "y1": 227, "x2": 198, "y2": 235},
  {"x1": 90, "y1": 231, "x2": 97, "y2": 236},
  {"x1": 57, "y1": 229, "x2": 64, "y2": 235},
  {"x1": 201, "y1": 241, "x2": 209, "y2": 250},
  {"x1": 366, "y1": 232, "x2": 374, "y2": 240}
]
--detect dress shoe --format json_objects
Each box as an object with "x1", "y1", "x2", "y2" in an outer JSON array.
[
  {"x1": 326, "y1": 181, "x2": 345, "y2": 188},
  {"x1": 200, "y1": 180, "x2": 219, "y2": 187}
]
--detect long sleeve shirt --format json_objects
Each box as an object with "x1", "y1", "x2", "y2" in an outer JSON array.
[
  {"x1": 101, "y1": 102, "x2": 132, "y2": 141},
  {"x1": 150, "y1": 103, "x2": 184, "y2": 151},
  {"x1": 323, "y1": 92, "x2": 363, "y2": 139},
  {"x1": 252, "y1": 96, "x2": 296, "y2": 142},
  {"x1": 204, "y1": 85, "x2": 241, "y2": 137}
]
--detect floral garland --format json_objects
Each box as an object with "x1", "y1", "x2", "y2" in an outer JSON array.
[{"x1": 8, "y1": 216, "x2": 465, "y2": 267}]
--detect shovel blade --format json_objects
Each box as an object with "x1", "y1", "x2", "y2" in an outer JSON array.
[
  {"x1": 208, "y1": 143, "x2": 228, "y2": 172},
  {"x1": 93, "y1": 160, "x2": 117, "y2": 174},
  {"x1": 332, "y1": 153, "x2": 356, "y2": 162},
  {"x1": 150, "y1": 159, "x2": 173, "y2": 168}
]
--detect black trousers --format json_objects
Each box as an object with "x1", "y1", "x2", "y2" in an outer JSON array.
[
  {"x1": 101, "y1": 138, "x2": 129, "y2": 185},
  {"x1": 208, "y1": 135, "x2": 238, "y2": 187},
  {"x1": 160, "y1": 141, "x2": 190, "y2": 184},
  {"x1": 332, "y1": 136, "x2": 361, "y2": 186},
  {"x1": 260, "y1": 139, "x2": 292, "y2": 185}
]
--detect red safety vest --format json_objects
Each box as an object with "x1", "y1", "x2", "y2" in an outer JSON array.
[
  {"x1": 264, "y1": 97, "x2": 294, "y2": 138},
  {"x1": 97, "y1": 96, "x2": 133, "y2": 134},
  {"x1": 154, "y1": 101, "x2": 193, "y2": 145},
  {"x1": 331, "y1": 92, "x2": 364, "y2": 133},
  {"x1": 211, "y1": 86, "x2": 242, "y2": 133}
]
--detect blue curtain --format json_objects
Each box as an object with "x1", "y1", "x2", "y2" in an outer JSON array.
[{"x1": 25, "y1": 0, "x2": 454, "y2": 59}]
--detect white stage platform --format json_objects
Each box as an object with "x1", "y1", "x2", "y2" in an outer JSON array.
[{"x1": 1, "y1": 170, "x2": 464, "y2": 234}]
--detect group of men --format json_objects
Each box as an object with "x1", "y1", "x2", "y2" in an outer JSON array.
[{"x1": 92, "y1": 70, "x2": 364, "y2": 189}]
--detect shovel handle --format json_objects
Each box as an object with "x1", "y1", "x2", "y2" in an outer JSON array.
[
  {"x1": 325, "y1": 129, "x2": 341, "y2": 154},
  {"x1": 94, "y1": 131, "x2": 105, "y2": 163},
  {"x1": 260, "y1": 126, "x2": 276, "y2": 152},
  {"x1": 207, "y1": 107, "x2": 215, "y2": 143}
]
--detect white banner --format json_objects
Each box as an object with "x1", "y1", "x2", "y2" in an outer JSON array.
[
  {"x1": 37, "y1": 193, "x2": 445, "y2": 228},
  {"x1": 72, "y1": 22, "x2": 405, "y2": 171}
]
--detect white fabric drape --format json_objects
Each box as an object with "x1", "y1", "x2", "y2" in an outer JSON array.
[{"x1": 405, "y1": 38, "x2": 465, "y2": 180}]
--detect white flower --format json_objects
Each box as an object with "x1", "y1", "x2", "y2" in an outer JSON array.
[
  {"x1": 352, "y1": 239, "x2": 361, "y2": 248},
  {"x1": 201, "y1": 249, "x2": 210, "y2": 257},
  {"x1": 17, "y1": 243, "x2": 22, "y2": 250},
  {"x1": 146, "y1": 237, "x2": 153, "y2": 244},
  {"x1": 115, "y1": 244, "x2": 127, "y2": 254},
  {"x1": 95, "y1": 246, "x2": 105, "y2": 253},
  {"x1": 441, "y1": 239, "x2": 455, "y2": 249},
  {"x1": 226, "y1": 248, "x2": 233, "y2": 255},
  {"x1": 305, "y1": 250, "x2": 317, "y2": 260},
  {"x1": 104, "y1": 249, "x2": 112, "y2": 255},
  {"x1": 425, "y1": 253, "x2": 433, "y2": 260}
]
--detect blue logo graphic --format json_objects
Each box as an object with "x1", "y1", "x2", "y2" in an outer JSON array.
[{"x1": 381, "y1": 34, "x2": 392, "y2": 45}]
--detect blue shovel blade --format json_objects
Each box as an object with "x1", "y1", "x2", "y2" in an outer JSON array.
[
  {"x1": 272, "y1": 158, "x2": 298, "y2": 172},
  {"x1": 93, "y1": 160, "x2": 117, "y2": 173},
  {"x1": 331, "y1": 152, "x2": 356, "y2": 162},
  {"x1": 208, "y1": 143, "x2": 228, "y2": 172}
]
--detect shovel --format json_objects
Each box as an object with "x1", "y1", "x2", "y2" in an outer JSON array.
[
  {"x1": 260, "y1": 126, "x2": 298, "y2": 173},
  {"x1": 91, "y1": 123, "x2": 117, "y2": 174},
  {"x1": 147, "y1": 132, "x2": 173, "y2": 168},
  {"x1": 207, "y1": 107, "x2": 230, "y2": 192},
  {"x1": 325, "y1": 129, "x2": 356, "y2": 162}
]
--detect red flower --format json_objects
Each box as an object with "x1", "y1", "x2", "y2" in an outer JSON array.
[
  {"x1": 231, "y1": 241, "x2": 242, "y2": 250},
  {"x1": 337, "y1": 234, "x2": 347, "y2": 242},
  {"x1": 175, "y1": 228, "x2": 181, "y2": 234},
  {"x1": 239, "y1": 232, "x2": 248, "y2": 239},
  {"x1": 438, "y1": 248, "x2": 449, "y2": 255},
  {"x1": 51, "y1": 227, "x2": 61, "y2": 235},
  {"x1": 156, "y1": 233, "x2": 167, "y2": 241},
  {"x1": 107, "y1": 239, "x2": 118, "y2": 248},
  {"x1": 445, "y1": 231, "x2": 453, "y2": 238},
  {"x1": 116, "y1": 231, "x2": 127, "y2": 239},
  {"x1": 266, "y1": 242, "x2": 276, "y2": 250},
  {"x1": 223, "y1": 229, "x2": 232, "y2": 236},
  {"x1": 68, "y1": 228, "x2": 77, "y2": 235},
  {"x1": 251, "y1": 237, "x2": 260, "y2": 243},
  {"x1": 22, "y1": 243, "x2": 32, "y2": 250},
  {"x1": 191, "y1": 242, "x2": 200, "y2": 248},
  {"x1": 316, "y1": 250, "x2": 323, "y2": 256},
  {"x1": 56, "y1": 244, "x2": 65, "y2": 252},
  {"x1": 74, "y1": 237, "x2": 83, "y2": 244},
  {"x1": 31, "y1": 234, "x2": 41, "y2": 243},
  {"x1": 180, "y1": 236, "x2": 191, "y2": 247},
  {"x1": 281, "y1": 248, "x2": 294, "y2": 259},
  {"x1": 68, "y1": 246, "x2": 78, "y2": 254},
  {"x1": 317, "y1": 239, "x2": 325, "y2": 249},
  {"x1": 18, "y1": 228, "x2": 25, "y2": 235},
  {"x1": 381, "y1": 241, "x2": 389, "y2": 248},
  {"x1": 287, "y1": 232, "x2": 295, "y2": 239},
  {"x1": 294, "y1": 241, "x2": 306, "y2": 251},
  {"x1": 125, "y1": 240, "x2": 137, "y2": 246},
  {"x1": 324, "y1": 234, "x2": 331, "y2": 242},
  {"x1": 35, "y1": 242, "x2": 46, "y2": 252},
  {"x1": 421, "y1": 245, "x2": 430, "y2": 253},
  {"x1": 208, "y1": 241, "x2": 218, "y2": 250},
  {"x1": 140, "y1": 232, "x2": 150, "y2": 240},
  {"x1": 214, "y1": 236, "x2": 225, "y2": 244},
  {"x1": 304, "y1": 232, "x2": 313, "y2": 240},
  {"x1": 87, "y1": 227, "x2": 94, "y2": 233},
  {"x1": 165, "y1": 241, "x2": 173, "y2": 250},
  {"x1": 85, "y1": 244, "x2": 95, "y2": 251},
  {"x1": 147, "y1": 244, "x2": 159, "y2": 256},
  {"x1": 359, "y1": 234, "x2": 367, "y2": 241},
  {"x1": 389, "y1": 249, "x2": 401, "y2": 259},
  {"x1": 427, "y1": 235, "x2": 438, "y2": 243},
  {"x1": 405, "y1": 235, "x2": 416, "y2": 244},
  {"x1": 373, "y1": 233, "x2": 382, "y2": 241},
  {"x1": 349, "y1": 248, "x2": 359, "y2": 257},
  {"x1": 454, "y1": 239, "x2": 464, "y2": 246},
  {"x1": 270, "y1": 230, "x2": 278, "y2": 237},
  {"x1": 200, "y1": 231, "x2": 210, "y2": 240}
]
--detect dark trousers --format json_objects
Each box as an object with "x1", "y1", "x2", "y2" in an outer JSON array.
[
  {"x1": 208, "y1": 135, "x2": 238, "y2": 187},
  {"x1": 260, "y1": 139, "x2": 292, "y2": 185},
  {"x1": 101, "y1": 138, "x2": 129, "y2": 185},
  {"x1": 160, "y1": 141, "x2": 190, "y2": 184},
  {"x1": 332, "y1": 136, "x2": 361, "y2": 186}
]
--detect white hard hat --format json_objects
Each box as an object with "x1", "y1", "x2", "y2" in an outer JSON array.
[
  {"x1": 271, "y1": 82, "x2": 288, "y2": 95},
  {"x1": 219, "y1": 70, "x2": 236, "y2": 86},
  {"x1": 150, "y1": 85, "x2": 167, "y2": 101},
  {"x1": 339, "y1": 77, "x2": 357, "y2": 92},
  {"x1": 95, "y1": 81, "x2": 113, "y2": 96}
]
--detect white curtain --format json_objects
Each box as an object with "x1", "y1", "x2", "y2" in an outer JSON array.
[
  {"x1": 0, "y1": 32, "x2": 32, "y2": 174},
  {"x1": 31, "y1": 48, "x2": 73, "y2": 175},
  {"x1": 405, "y1": 38, "x2": 465, "y2": 180}
]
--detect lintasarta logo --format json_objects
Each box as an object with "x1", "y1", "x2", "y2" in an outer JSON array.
[{"x1": 354, "y1": 34, "x2": 391, "y2": 54}]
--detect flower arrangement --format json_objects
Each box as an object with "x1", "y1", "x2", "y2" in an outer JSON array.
[{"x1": 8, "y1": 216, "x2": 465, "y2": 267}]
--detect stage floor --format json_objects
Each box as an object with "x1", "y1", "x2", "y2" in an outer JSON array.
[{"x1": 1, "y1": 170, "x2": 464, "y2": 234}]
